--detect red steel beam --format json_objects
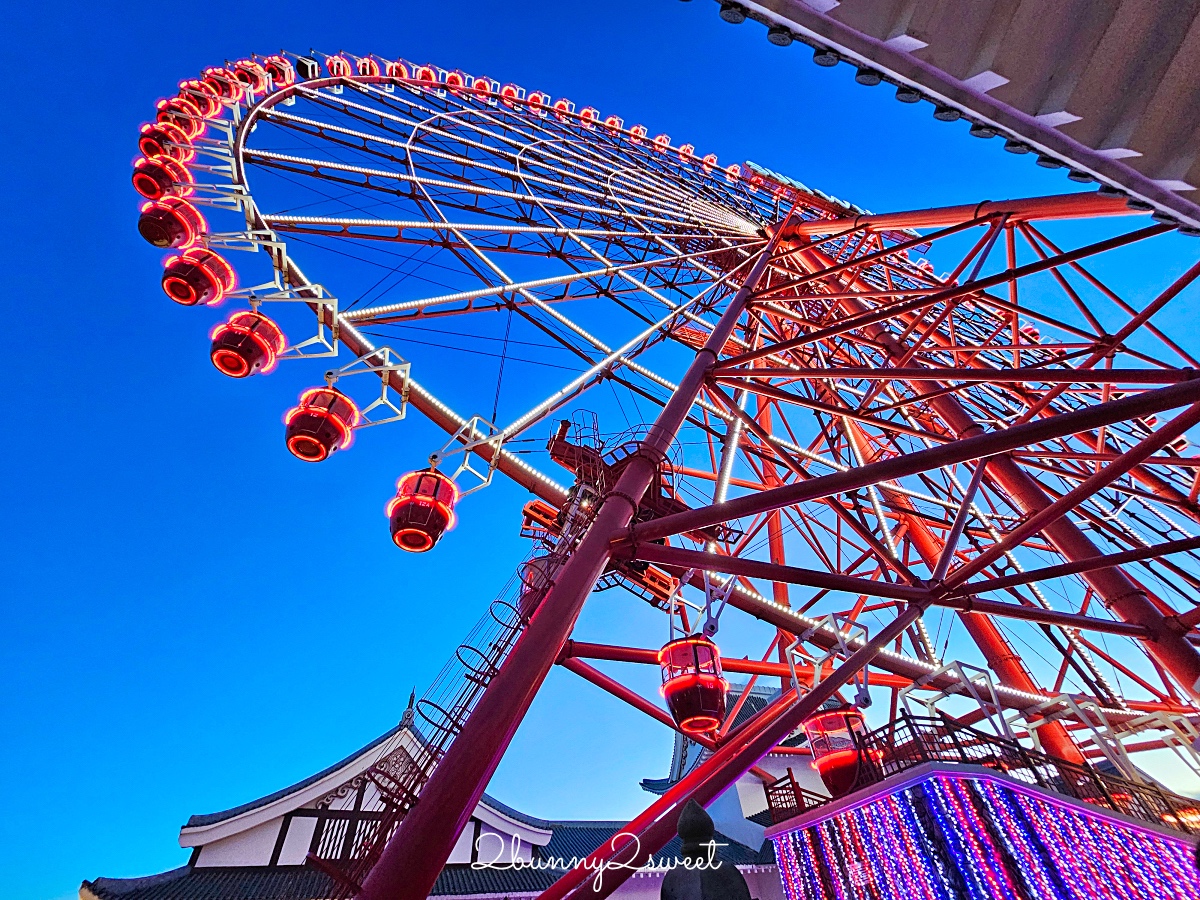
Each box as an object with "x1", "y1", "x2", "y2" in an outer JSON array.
[
  {"x1": 630, "y1": 379, "x2": 1200, "y2": 544},
  {"x1": 558, "y1": 657, "x2": 775, "y2": 783},
  {"x1": 952, "y1": 534, "x2": 1200, "y2": 597},
  {"x1": 356, "y1": 215, "x2": 796, "y2": 900},
  {"x1": 559, "y1": 640, "x2": 917, "y2": 690},
  {"x1": 945, "y1": 402, "x2": 1200, "y2": 588},
  {"x1": 927, "y1": 594, "x2": 1150, "y2": 639},
  {"x1": 713, "y1": 367, "x2": 1200, "y2": 385},
  {"x1": 559, "y1": 657, "x2": 696, "y2": 741},
  {"x1": 615, "y1": 543, "x2": 929, "y2": 603},
  {"x1": 787, "y1": 192, "x2": 1136, "y2": 236},
  {"x1": 722, "y1": 223, "x2": 1169, "y2": 368}
]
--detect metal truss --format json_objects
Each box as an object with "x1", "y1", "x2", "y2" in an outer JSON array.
[{"x1": 138, "y1": 51, "x2": 1200, "y2": 900}]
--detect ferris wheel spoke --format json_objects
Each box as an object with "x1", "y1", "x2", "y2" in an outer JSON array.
[
  {"x1": 334, "y1": 241, "x2": 759, "y2": 324},
  {"x1": 395, "y1": 190, "x2": 703, "y2": 417},
  {"x1": 350, "y1": 86, "x2": 741, "y2": 227},
  {"x1": 259, "y1": 213, "x2": 747, "y2": 242},
  {"x1": 505, "y1": 171, "x2": 761, "y2": 333},
  {"x1": 245, "y1": 148, "x2": 745, "y2": 232}
]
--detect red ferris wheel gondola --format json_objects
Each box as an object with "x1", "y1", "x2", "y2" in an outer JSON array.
[
  {"x1": 155, "y1": 96, "x2": 204, "y2": 139},
  {"x1": 138, "y1": 122, "x2": 194, "y2": 163},
  {"x1": 162, "y1": 247, "x2": 235, "y2": 306},
  {"x1": 326, "y1": 56, "x2": 352, "y2": 78},
  {"x1": 202, "y1": 67, "x2": 243, "y2": 103},
  {"x1": 284, "y1": 387, "x2": 359, "y2": 462},
  {"x1": 131, "y1": 156, "x2": 194, "y2": 201},
  {"x1": 178, "y1": 79, "x2": 222, "y2": 119},
  {"x1": 209, "y1": 311, "x2": 285, "y2": 378},
  {"x1": 386, "y1": 469, "x2": 460, "y2": 553},
  {"x1": 137, "y1": 197, "x2": 206, "y2": 249},
  {"x1": 801, "y1": 706, "x2": 870, "y2": 799},
  {"x1": 658, "y1": 635, "x2": 728, "y2": 734},
  {"x1": 263, "y1": 56, "x2": 295, "y2": 87},
  {"x1": 233, "y1": 60, "x2": 269, "y2": 94}
]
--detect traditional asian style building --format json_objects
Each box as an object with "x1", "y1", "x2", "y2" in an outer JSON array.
[{"x1": 80, "y1": 686, "x2": 799, "y2": 900}]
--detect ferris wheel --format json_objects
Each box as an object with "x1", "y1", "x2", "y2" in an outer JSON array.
[{"x1": 134, "y1": 50, "x2": 1200, "y2": 900}]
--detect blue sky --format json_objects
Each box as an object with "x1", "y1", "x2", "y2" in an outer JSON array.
[{"x1": 5, "y1": 3, "x2": 1199, "y2": 900}]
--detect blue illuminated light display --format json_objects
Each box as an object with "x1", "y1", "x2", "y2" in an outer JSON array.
[{"x1": 770, "y1": 772, "x2": 1200, "y2": 900}]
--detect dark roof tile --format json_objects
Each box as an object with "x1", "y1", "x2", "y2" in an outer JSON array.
[
  {"x1": 83, "y1": 867, "x2": 335, "y2": 900},
  {"x1": 83, "y1": 828, "x2": 770, "y2": 900}
]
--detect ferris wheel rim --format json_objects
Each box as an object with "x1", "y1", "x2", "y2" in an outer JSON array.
[
  {"x1": 139, "y1": 54, "x2": 1200, "y2": 747},
  {"x1": 228, "y1": 71, "x2": 775, "y2": 490}
]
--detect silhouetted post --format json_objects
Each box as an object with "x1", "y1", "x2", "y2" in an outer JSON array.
[{"x1": 660, "y1": 800, "x2": 752, "y2": 900}]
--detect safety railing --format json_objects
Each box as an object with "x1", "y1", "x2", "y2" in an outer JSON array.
[{"x1": 765, "y1": 712, "x2": 1200, "y2": 835}]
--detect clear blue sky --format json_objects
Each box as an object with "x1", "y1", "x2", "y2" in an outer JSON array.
[{"x1": 4, "y1": 4, "x2": 1196, "y2": 900}]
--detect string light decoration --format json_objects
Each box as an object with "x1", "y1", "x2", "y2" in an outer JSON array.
[{"x1": 770, "y1": 773, "x2": 1200, "y2": 900}]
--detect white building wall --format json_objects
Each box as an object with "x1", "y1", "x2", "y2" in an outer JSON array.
[
  {"x1": 194, "y1": 818, "x2": 280, "y2": 867},
  {"x1": 446, "y1": 819, "x2": 477, "y2": 864},
  {"x1": 474, "y1": 824, "x2": 531, "y2": 864},
  {"x1": 276, "y1": 817, "x2": 317, "y2": 866}
]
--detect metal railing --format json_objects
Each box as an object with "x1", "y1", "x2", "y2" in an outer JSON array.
[
  {"x1": 765, "y1": 713, "x2": 1200, "y2": 835},
  {"x1": 764, "y1": 767, "x2": 833, "y2": 824}
]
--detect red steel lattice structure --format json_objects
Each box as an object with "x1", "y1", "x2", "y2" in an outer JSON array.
[{"x1": 133, "y1": 50, "x2": 1200, "y2": 900}]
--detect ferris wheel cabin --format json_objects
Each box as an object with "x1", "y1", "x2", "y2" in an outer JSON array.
[
  {"x1": 163, "y1": 248, "x2": 235, "y2": 306},
  {"x1": 131, "y1": 156, "x2": 193, "y2": 202},
  {"x1": 658, "y1": 635, "x2": 728, "y2": 735},
  {"x1": 209, "y1": 311, "x2": 285, "y2": 378},
  {"x1": 137, "y1": 197, "x2": 205, "y2": 249},
  {"x1": 801, "y1": 706, "x2": 870, "y2": 799},
  {"x1": 283, "y1": 387, "x2": 359, "y2": 462},
  {"x1": 387, "y1": 469, "x2": 460, "y2": 553},
  {"x1": 138, "y1": 122, "x2": 193, "y2": 163}
]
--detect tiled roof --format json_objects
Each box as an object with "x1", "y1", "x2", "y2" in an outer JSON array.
[
  {"x1": 82, "y1": 830, "x2": 773, "y2": 900},
  {"x1": 82, "y1": 866, "x2": 335, "y2": 900},
  {"x1": 433, "y1": 864, "x2": 558, "y2": 895},
  {"x1": 183, "y1": 724, "x2": 406, "y2": 828},
  {"x1": 476, "y1": 793, "x2": 554, "y2": 830}
]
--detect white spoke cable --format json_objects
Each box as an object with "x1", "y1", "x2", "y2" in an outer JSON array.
[
  {"x1": 340, "y1": 241, "x2": 761, "y2": 322},
  {"x1": 260, "y1": 213, "x2": 750, "y2": 241},
  {"x1": 245, "y1": 148, "x2": 749, "y2": 232}
]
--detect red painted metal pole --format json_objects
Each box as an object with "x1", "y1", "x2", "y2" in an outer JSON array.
[
  {"x1": 947, "y1": 534, "x2": 1200, "y2": 596},
  {"x1": 928, "y1": 594, "x2": 1150, "y2": 639},
  {"x1": 946, "y1": 402, "x2": 1200, "y2": 587},
  {"x1": 537, "y1": 603, "x2": 927, "y2": 900},
  {"x1": 559, "y1": 657, "x2": 706, "y2": 744},
  {"x1": 630, "y1": 379, "x2": 1200, "y2": 543},
  {"x1": 614, "y1": 542, "x2": 929, "y2": 602},
  {"x1": 713, "y1": 367, "x2": 1200, "y2": 384},
  {"x1": 559, "y1": 657, "x2": 775, "y2": 783},
  {"x1": 560, "y1": 640, "x2": 917, "y2": 689},
  {"x1": 356, "y1": 222, "x2": 793, "y2": 900}
]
